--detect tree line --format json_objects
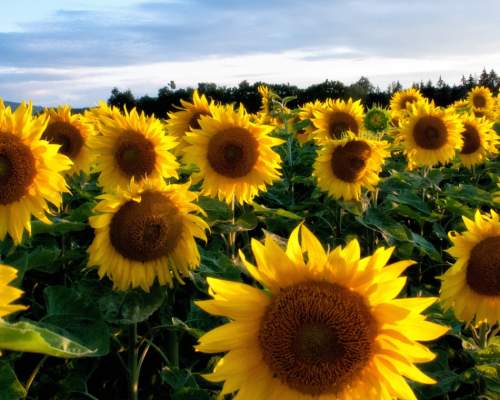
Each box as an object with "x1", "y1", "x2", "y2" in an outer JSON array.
[{"x1": 108, "y1": 69, "x2": 500, "y2": 116}]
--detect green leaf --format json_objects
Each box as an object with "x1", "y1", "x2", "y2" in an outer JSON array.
[
  {"x1": 357, "y1": 208, "x2": 410, "y2": 242},
  {"x1": 386, "y1": 191, "x2": 432, "y2": 215},
  {"x1": 252, "y1": 202, "x2": 302, "y2": 220},
  {"x1": 31, "y1": 219, "x2": 87, "y2": 236},
  {"x1": 0, "y1": 362, "x2": 26, "y2": 400},
  {"x1": 197, "y1": 197, "x2": 232, "y2": 225},
  {"x1": 410, "y1": 232, "x2": 443, "y2": 262}
]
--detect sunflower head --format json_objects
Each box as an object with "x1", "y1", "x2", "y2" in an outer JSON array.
[
  {"x1": 0, "y1": 264, "x2": 27, "y2": 318},
  {"x1": 183, "y1": 104, "x2": 283, "y2": 204},
  {"x1": 441, "y1": 210, "x2": 500, "y2": 324},
  {"x1": 467, "y1": 86, "x2": 495, "y2": 113},
  {"x1": 364, "y1": 106, "x2": 390, "y2": 133},
  {"x1": 255, "y1": 85, "x2": 279, "y2": 125},
  {"x1": 296, "y1": 100, "x2": 325, "y2": 144},
  {"x1": 390, "y1": 88, "x2": 425, "y2": 118},
  {"x1": 196, "y1": 224, "x2": 447, "y2": 399},
  {"x1": 88, "y1": 179, "x2": 208, "y2": 291},
  {"x1": 457, "y1": 113, "x2": 498, "y2": 168}
]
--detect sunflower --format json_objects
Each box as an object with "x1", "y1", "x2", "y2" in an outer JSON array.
[
  {"x1": 457, "y1": 113, "x2": 498, "y2": 168},
  {"x1": 89, "y1": 107, "x2": 179, "y2": 192},
  {"x1": 312, "y1": 98, "x2": 364, "y2": 143},
  {"x1": 255, "y1": 85, "x2": 279, "y2": 125},
  {"x1": 296, "y1": 101, "x2": 325, "y2": 144},
  {"x1": 42, "y1": 106, "x2": 95, "y2": 174},
  {"x1": 83, "y1": 100, "x2": 117, "y2": 134},
  {"x1": 183, "y1": 104, "x2": 283, "y2": 205},
  {"x1": 390, "y1": 88, "x2": 425, "y2": 118},
  {"x1": 196, "y1": 224, "x2": 448, "y2": 400},
  {"x1": 88, "y1": 179, "x2": 208, "y2": 291},
  {"x1": 448, "y1": 99, "x2": 470, "y2": 115},
  {"x1": 165, "y1": 90, "x2": 214, "y2": 156},
  {"x1": 397, "y1": 101, "x2": 463, "y2": 169},
  {"x1": 364, "y1": 106, "x2": 390, "y2": 133},
  {"x1": 0, "y1": 102, "x2": 71, "y2": 245},
  {"x1": 313, "y1": 132, "x2": 389, "y2": 201},
  {"x1": 0, "y1": 264, "x2": 27, "y2": 318},
  {"x1": 440, "y1": 210, "x2": 500, "y2": 324},
  {"x1": 467, "y1": 86, "x2": 495, "y2": 114}
]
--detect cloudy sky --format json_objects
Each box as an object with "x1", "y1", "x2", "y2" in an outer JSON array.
[{"x1": 1, "y1": 0, "x2": 499, "y2": 107}]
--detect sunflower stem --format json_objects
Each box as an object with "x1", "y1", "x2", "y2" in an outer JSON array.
[
  {"x1": 229, "y1": 195, "x2": 237, "y2": 259},
  {"x1": 287, "y1": 133, "x2": 295, "y2": 206},
  {"x1": 128, "y1": 323, "x2": 139, "y2": 400},
  {"x1": 478, "y1": 322, "x2": 489, "y2": 349},
  {"x1": 166, "y1": 289, "x2": 179, "y2": 368},
  {"x1": 24, "y1": 355, "x2": 48, "y2": 398}
]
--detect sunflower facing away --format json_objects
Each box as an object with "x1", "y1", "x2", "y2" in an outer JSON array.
[
  {"x1": 389, "y1": 88, "x2": 425, "y2": 118},
  {"x1": 364, "y1": 106, "x2": 390, "y2": 133},
  {"x1": 457, "y1": 113, "x2": 498, "y2": 168},
  {"x1": 88, "y1": 179, "x2": 208, "y2": 291},
  {"x1": 397, "y1": 101, "x2": 463, "y2": 169},
  {"x1": 0, "y1": 264, "x2": 27, "y2": 318},
  {"x1": 467, "y1": 86, "x2": 495, "y2": 114},
  {"x1": 89, "y1": 107, "x2": 179, "y2": 192},
  {"x1": 196, "y1": 224, "x2": 448, "y2": 400},
  {"x1": 183, "y1": 104, "x2": 283, "y2": 205},
  {"x1": 42, "y1": 105, "x2": 95, "y2": 174},
  {"x1": 440, "y1": 210, "x2": 500, "y2": 325},
  {"x1": 255, "y1": 85, "x2": 279, "y2": 125},
  {"x1": 165, "y1": 90, "x2": 214, "y2": 156},
  {"x1": 312, "y1": 98, "x2": 364, "y2": 143},
  {"x1": 313, "y1": 132, "x2": 389, "y2": 201},
  {"x1": 0, "y1": 102, "x2": 72, "y2": 245},
  {"x1": 296, "y1": 101, "x2": 325, "y2": 144}
]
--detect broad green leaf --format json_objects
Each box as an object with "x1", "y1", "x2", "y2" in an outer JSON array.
[
  {"x1": 31, "y1": 219, "x2": 87, "y2": 236},
  {"x1": 0, "y1": 362, "x2": 26, "y2": 400}
]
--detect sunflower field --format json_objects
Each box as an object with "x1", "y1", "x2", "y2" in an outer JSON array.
[{"x1": 0, "y1": 86, "x2": 499, "y2": 400}]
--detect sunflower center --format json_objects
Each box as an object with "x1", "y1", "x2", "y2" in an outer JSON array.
[
  {"x1": 259, "y1": 281, "x2": 377, "y2": 396},
  {"x1": 472, "y1": 95, "x2": 486, "y2": 109},
  {"x1": 328, "y1": 112, "x2": 358, "y2": 139},
  {"x1": 207, "y1": 127, "x2": 258, "y2": 178},
  {"x1": 413, "y1": 116, "x2": 448, "y2": 149},
  {"x1": 109, "y1": 191, "x2": 183, "y2": 262},
  {"x1": 43, "y1": 121, "x2": 84, "y2": 159},
  {"x1": 188, "y1": 111, "x2": 210, "y2": 130},
  {"x1": 114, "y1": 131, "x2": 156, "y2": 179},
  {"x1": 330, "y1": 140, "x2": 371, "y2": 183},
  {"x1": 466, "y1": 236, "x2": 500, "y2": 296},
  {"x1": 0, "y1": 133, "x2": 37, "y2": 205},
  {"x1": 400, "y1": 95, "x2": 417, "y2": 110},
  {"x1": 460, "y1": 123, "x2": 481, "y2": 155}
]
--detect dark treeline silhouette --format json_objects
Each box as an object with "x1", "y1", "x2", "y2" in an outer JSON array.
[{"x1": 108, "y1": 69, "x2": 500, "y2": 117}]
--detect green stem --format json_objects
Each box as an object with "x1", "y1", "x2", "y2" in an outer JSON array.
[
  {"x1": 128, "y1": 323, "x2": 139, "y2": 400},
  {"x1": 229, "y1": 195, "x2": 237, "y2": 259},
  {"x1": 478, "y1": 322, "x2": 489, "y2": 349},
  {"x1": 167, "y1": 330, "x2": 179, "y2": 368},
  {"x1": 24, "y1": 355, "x2": 48, "y2": 398}
]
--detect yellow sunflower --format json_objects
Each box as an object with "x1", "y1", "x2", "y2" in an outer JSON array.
[
  {"x1": 467, "y1": 86, "x2": 495, "y2": 114},
  {"x1": 0, "y1": 102, "x2": 71, "y2": 245},
  {"x1": 390, "y1": 88, "x2": 425, "y2": 119},
  {"x1": 313, "y1": 132, "x2": 389, "y2": 201},
  {"x1": 255, "y1": 85, "x2": 279, "y2": 125},
  {"x1": 83, "y1": 100, "x2": 117, "y2": 135},
  {"x1": 397, "y1": 101, "x2": 463, "y2": 169},
  {"x1": 196, "y1": 224, "x2": 448, "y2": 400},
  {"x1": 0, "y1": 264, "x2": 27, "y2": 318},
  {"x1": 296, "y1": 101, "x2": 325, "y2": 144},
  {"x1": 89, "y1": 107, "x2": 179, "y2": 192},
  {"x1": 183, "y1": 104, "x2": 283, "y2": 205},
  {"x1": 311, "y1": 98, "x2": 364, "y2": 143},
  {"x1": 42, "y1": 105, "x2": 95, "y2": 174},
  {"x1": 457, "y1": 113, "x2": 498, "y2": 168},
  {"x1": 88, "y1": 179, "x2": 208, "y2": 291},
  {"x1": 448, "y1": 99, "x2": 470, "y2": 115},
  {"x1": 165, "y1": 90, "x2": 214, "y2": 156},
  {"x1": 440, "y1": 210, "x2": 500, "y2": 324}
]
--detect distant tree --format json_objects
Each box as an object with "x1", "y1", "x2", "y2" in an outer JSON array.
[
  {"x1": 108, "y1": 88, "x2": 136, "y2": 110},
  {"x1": 346, "y1": 76, "x2": 374, "y2": 101},
  {"x1": 387, "y1": 81, "x2": 403, "y2": 95}
]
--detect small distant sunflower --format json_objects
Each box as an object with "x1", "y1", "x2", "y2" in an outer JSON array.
[
  {"x1": 84, "y1": 100, "x2": 117, "y2": 134},
  {"x1": 196, "y1": 224, "x2": 447, "y2": 400},
  {"x1": 0, "y1": 264, "x2": 27, "y2": 318},
  {"x1": 42, "y1": 106, "x2": 95, "y2": 174},
  {"x1": 89, "y1": 107, "x2": 179, "y2": 192},
  {"x1": 467, "y1": 86, "x2": 495, "y2": 114},
  {"x1": 0, "y1": 102, "x2": 71, "y2": 245},
  {"x1": 256, "y1": 85, "x2": 278, "y2": 125},
  {"x1": 440, "y1": 210, "x2": 500, "y2": 324},
  {"x1": 166, "y1": 90, "x2": 214, "y2": 156},
  {"x1": 313, "y1": 132, "x2": 389, "y2": 201},
  {"x1": 457, "y1": 113, "x2": 498, "y2": 168},
  {"x1": 448, "y1": 99, "x2": 470, "y2": 115},
  {"x1": 390, "y1": 88, "x2": 425, "y2": 118},
  {"x1": 398, "y1": 101, "x2": 463, "y2": 169},
  {"x1": 88, "y1": 179, "x2": 208, "y2": 291},
  {"x1": 364, "y1": 106, "x2": 390, "y2": 133},
  {"x1": 312, "y1": 98, "x2": 364, "y2": 143},
  {"x1": 183, "y1": 105, "x2": 283, "y2": 205},
  {"x1": 296, "y1": 100, "x2": 325, "y2": 144}
]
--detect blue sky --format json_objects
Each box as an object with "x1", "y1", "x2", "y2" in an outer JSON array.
[{"x1": 1, "y1": 0, "x2": 499, "y2": 106}]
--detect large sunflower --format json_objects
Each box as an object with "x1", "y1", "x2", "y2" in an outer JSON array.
[
  {"x1": 312, "y1": 98, "x2": 364, "y2": 143},
  {"x1": 440, "y1": 210, "x2": 500, "y2": 324},
  {"x1": 390, "y1": 88, "x2": 425, "y2": 118},
  {"x1": 398, "y1": 101, "x2": 463, "y2": 169},
  {"x1": 467, "y1": 86, "x2": 495, "y2": 114},
  {"x1": 183, "y1": 104, "x2": 283, "y2": 205},
  {"x1": 42, "y1": 106, "x2": 95, "y2": 174},
  {"x1": 457, "y1": 113, "x2": 498, "y2": 168},
  {"x1": 0, "y1": 264, "x2": 27, "y2": 318},
  {"x1": 89, "y1": 107, "x2": 179, "y2": 192},
  {"x1": 313, "y1": 133, "x2": 389, "y2": 201},
  {"x1": 196, "y1": 224, "x2": 447, "y2": 400},
  {"x1": 88, "y1": 179, "x2": 208, "y2": 291},
  {"x1": 296, "y1": 101, "x2": 325, "y2": 144},
  {"x1": 0, "y1": 102, "x2": 71, "y2": 245},
  {"x1": 165, "y1": 90, "x2": 214, "y2": 156}
]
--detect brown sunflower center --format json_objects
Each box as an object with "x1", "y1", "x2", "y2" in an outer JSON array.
[
  {"x1": 466, "y1": 236, "x2": 500, "y2": 296},
  {"x1": 0, "y1": 133, "x2": 37, "y2": 205},
  {"x1": 400, "y1": 95, "x2": 417, "y2": 110},
  {"x1": 413, "y1": 116, "x2": 448, "y2": 149},
  {"x1": 207, "y1": 127, "x2": 258, "y2": 178},
  {"x1": 188, "y1": 111, "x2": 210, "y2": 130},
  {"x1": 114, "y1": 131, "x2": 156, "y2": 179},
  {"x1": 330, "y1": 140, "x2": 372, "y2": 183},
  {"x1": 460, "y1": 123, "x2": 481, "y2": 155},
  {"x1": 259, "y1": 281, "x2": 377, "y2": 396},
  {"x1": 43, "y1": 121, "x2": 84, "y2": 159},
  {"x1": 328, "y1": 112, "x2": 359, "y2": 139},
  {"x1": 472, "y1": 95, "x2": 486, "y2": 109},
  {"x1": 109, "y1": 191, "x2": 182, "y2": 262}
]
